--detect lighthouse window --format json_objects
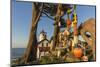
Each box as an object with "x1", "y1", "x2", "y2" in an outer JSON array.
[
  {"x1": 46, "y1": 43, "x2": 48, "y2": 47},
  {"x1": 42, "y1": 43, "x2": 44, "y2": 47}
]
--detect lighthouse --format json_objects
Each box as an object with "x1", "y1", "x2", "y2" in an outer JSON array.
[{"x1": 39, "y1": 30, "x2": 47, "y2": 41}]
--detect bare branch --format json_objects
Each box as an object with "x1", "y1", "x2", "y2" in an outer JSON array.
[{"x1": 42, "y1": 11, "x2": 54, "y2": 20}]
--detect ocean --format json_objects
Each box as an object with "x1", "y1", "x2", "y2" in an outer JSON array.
[{"x1": 11, "y1": 48, "x2": 26, "y2": 59}]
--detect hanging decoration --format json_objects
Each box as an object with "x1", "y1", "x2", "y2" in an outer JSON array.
[
  {"x1": 72, "y1": 5, "x2": 78, "y2": 45},
  {"x1": 66, "y1": 8, "x2": 72, "y2": 31}
]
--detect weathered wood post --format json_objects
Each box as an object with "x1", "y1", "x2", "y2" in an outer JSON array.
[
  {"x1": 21, "y1": 3, "x2": 43, "y2": 64},
  {"x1": 53, "y1": 4, "x2": 63, "y2": 50}
]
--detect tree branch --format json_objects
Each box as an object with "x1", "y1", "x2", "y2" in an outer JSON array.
[{"x1": 42, "y1": 11, "x2": 54, "y2": 20}]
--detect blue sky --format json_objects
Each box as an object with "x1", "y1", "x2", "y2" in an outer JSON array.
[{"x1": 12, "y1": 0, "x2": 95, "y2": 48}]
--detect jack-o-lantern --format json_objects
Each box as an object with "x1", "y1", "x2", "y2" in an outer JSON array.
[{"x1": 73, "y1": 48, "x2": 83, "y2": 58}]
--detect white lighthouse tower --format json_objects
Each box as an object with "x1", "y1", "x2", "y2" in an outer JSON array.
[{"x1": 39, "y1": 30, "x2": 47, "y2": 41}]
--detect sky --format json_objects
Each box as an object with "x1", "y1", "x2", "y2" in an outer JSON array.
[{"x1": 12, "y1": 0, "x2": 95, "y2": 48}]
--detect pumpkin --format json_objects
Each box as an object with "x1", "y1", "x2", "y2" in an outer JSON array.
[{"x1": 73, "y1": 48, "x2": 83, "y2": 58}]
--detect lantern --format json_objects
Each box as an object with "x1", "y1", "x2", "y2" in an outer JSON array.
[{"x1": 73, "y1": 48, "x2": 83, "y2": 58}]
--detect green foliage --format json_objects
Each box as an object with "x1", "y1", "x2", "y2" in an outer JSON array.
[
  {"x1": 39, "y1": 56, "x2": 60, "y2": 64},
  {"x1": 43, "y1": 4, "x2": 73, "y2": 18},
  {"x1": 49, "y1": 4, "x2": 57, "y2": 16},
  {"x1": 74, "y1": 5, "x2": 76, "y2": 10},
  {"x1": 39, "y1": 56, "x2": 51, "y2": 64},
  {"x1": 65, "y1": 56, "x2": 80, "y2": 62},
  {"x1": 60, "y1": 18, "x2": 67, "y2": 28},
  {"x1": 60, "y1": 49, "x2": 68, "y2": 56}
]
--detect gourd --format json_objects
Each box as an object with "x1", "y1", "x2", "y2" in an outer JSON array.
[{"x1": 73, "y1": 48, "x2": 83, "y2": 58}]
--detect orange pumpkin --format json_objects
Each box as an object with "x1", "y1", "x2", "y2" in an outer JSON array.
[{"x1": 73, "y1": 48, "x2": 83, "y2": 58}]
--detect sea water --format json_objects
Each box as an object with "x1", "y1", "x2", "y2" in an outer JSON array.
[{"x1": 11, "y1": 48, "x2": 26, "y2": 59}]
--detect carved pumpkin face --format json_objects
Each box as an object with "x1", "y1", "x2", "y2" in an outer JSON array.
[{"x1": 73, "y1": 48, "x2": 83, "y2": 58}]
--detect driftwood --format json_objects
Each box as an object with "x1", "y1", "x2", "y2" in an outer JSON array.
[{"x1": 79, "y1": 18, "x2": 96, "y2": 60}]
